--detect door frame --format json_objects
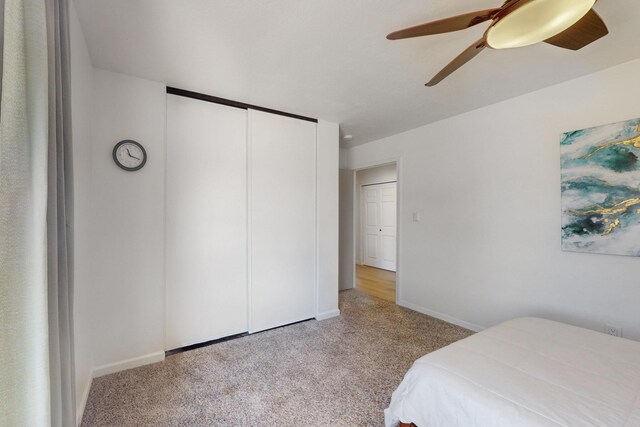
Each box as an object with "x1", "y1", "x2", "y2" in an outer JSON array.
[{"x1": 352, "y1": 158, "x2": 402, "y2": 304}]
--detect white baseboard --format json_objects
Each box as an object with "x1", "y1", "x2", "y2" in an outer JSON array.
[
  {"x1": 92, "y1": 351, "x2": 165, "y2": 378},
  {"x1": 316, "y1": 309, "x2": 341, "y2": 321},
  {"x1": 76, "y1": 374, "x2": 93, "y2": 426},
  {"x1": 398, "y1": 300, "x2": 484, "y2": 332},
  {"x1": 76, "y1": 352, "x2": 165, "y2": 424}
]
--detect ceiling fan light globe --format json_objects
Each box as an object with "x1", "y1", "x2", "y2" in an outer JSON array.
[{"x1": 486, "y1": 0, "x2": 596, "y2": 49}]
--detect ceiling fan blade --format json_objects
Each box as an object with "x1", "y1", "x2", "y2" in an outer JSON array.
[
  {"x1": 387, "y1": 8, "x2": 500, "y2": 40},
  {"x1": 426, "y1": 38, "x2": 487, "y2": 87},
  {"x1": 544, "y1": 9, "x2": 608, "y2": 50}
]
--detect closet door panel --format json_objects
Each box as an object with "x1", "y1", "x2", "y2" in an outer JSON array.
[
  {"x1": 249, "y1": 110, "x2": 316, "y2": 333},
  {"x1": 165, "y1": 95, "x2": 248, "y2": 350}
]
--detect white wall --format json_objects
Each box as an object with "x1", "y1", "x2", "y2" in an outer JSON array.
[
  {"x1": 339, "y1": 147, "x2": 349, "y2": 169},
  {"x1": 69, "y1": 2, "x2": 94, "y2": 422},
  {"x1": 347, "y1": 58, "x2": 640, "y2": 340},
  {"x1": 339, "y1": 169, "x2": 354, "y2": 290},
  {"x1": 317, "y1": 121, "x2": 340, "y2": 318},
  {"x1": 90, "y1": 69, "x2": 166, "y2": 371},
  {"x1": 356, "y1": 163, "x2": 397, "y2": 187},
  {"x1": 355, "y1": 164, "x2": 397, "y2": 264}
]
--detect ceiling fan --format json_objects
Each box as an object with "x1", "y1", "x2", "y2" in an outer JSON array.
[{"x1": 387, "y1": 0, "x2": 608, "y2": 87}]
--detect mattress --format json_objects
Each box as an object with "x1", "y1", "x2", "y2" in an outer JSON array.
[{"x1": 385, "y1": 317, "x2": 640, "y2": 427}]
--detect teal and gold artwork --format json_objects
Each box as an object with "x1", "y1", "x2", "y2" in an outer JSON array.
[{"x1": 561, "y1": 118, "x2": 640, "y2": 256}]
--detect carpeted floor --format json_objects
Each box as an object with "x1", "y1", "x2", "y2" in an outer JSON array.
[{"x1": 81, "y1": 289, "x2": 472, "y2": 426}]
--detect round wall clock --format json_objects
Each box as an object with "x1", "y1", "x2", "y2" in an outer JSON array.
[{"x1": 113, "y1": 140, "x2": 147, "y2": 171}]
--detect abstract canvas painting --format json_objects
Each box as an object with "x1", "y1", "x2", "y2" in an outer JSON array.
[{"x1": 561, "y1": 118, "x2": 640, "y2": 256}]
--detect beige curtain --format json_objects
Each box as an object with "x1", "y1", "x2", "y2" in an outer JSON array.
[
  {"x1": 45, "y1": 0, "x2": 76, "y2": 425},
  {"x1": 0, "y1": 0, "x2": 51, "y2": 425},
  {"x1": 0, "y1": 0, "x2": 75, "y2": 425}
]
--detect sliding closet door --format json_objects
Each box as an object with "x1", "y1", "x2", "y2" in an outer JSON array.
[
  {"x1": 249, "y1": 110, "x2": 316, "y2": 333},
  {"x1": 165, "y1": 95, "x2": 248, "y2": 350}
]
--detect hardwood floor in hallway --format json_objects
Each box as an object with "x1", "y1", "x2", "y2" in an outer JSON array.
[{"x1": 356, "y1": 264, "x2": 396, "y2": 302}]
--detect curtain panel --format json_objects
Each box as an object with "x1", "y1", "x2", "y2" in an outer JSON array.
[
  {"x1": 0, "y1": 0, "x2": 75, "y2": 425},
  {"x1": 45, "y1": 0, "x2": 75, "y2": 424}
]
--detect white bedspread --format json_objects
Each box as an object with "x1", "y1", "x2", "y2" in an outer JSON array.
[{"x1": 385, "y1": 317, "x2": 640, "y2": 427}]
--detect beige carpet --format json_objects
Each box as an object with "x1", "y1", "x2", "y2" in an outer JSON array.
[{"x1": 81, "y1": 289, "x2": 472, "y2": 426}]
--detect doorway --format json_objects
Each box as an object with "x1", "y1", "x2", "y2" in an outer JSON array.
[{"x1": 355, "y1": 163, "x2": 397, "y2": 303}]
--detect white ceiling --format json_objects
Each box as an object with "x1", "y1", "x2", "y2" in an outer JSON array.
[{"x1": 75, "y1": 0, "x2": 640, "y2": 147}]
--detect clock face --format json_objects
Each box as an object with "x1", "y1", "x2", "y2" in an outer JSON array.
[{"x1": 113, "y1": 140, "x2": 146, "y2": 171}]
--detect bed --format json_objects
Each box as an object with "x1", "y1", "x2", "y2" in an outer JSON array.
[{"x1": 385, "y1": 317, "x2": 640, "y2": 427}]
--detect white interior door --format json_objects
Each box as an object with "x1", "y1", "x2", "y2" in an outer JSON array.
[
  {"x1": 165, "y1": 94, "x2": 248, "y2": 350},
  {"x1": 362, "y1": 182, "x2": 396, "y2": 271},
  {"x1": 249, "y1": 109, "x2": 316, "y2": 333}
]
